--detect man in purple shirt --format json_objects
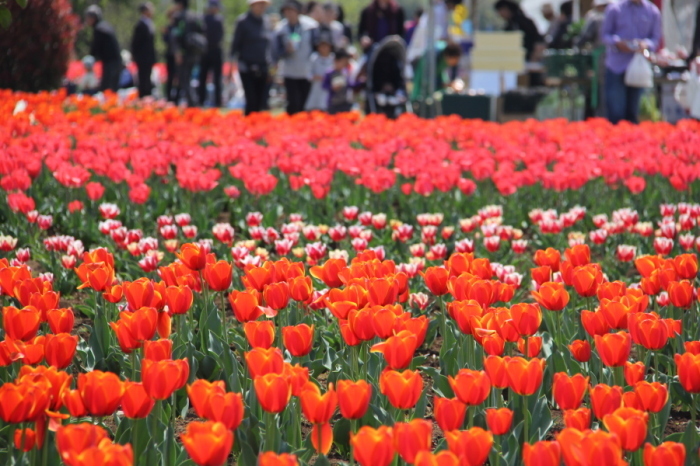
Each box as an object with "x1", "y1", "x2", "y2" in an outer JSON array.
[{"x1": 601, "y1": 0, "x2": 661, "y2": 124}]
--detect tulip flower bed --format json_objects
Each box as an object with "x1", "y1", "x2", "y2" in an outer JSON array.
[{"x1": 2, "y1": 90, "x2": 700, "y2": 466}]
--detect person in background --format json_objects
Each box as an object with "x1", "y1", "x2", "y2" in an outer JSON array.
[
  {"x1": 131, "y1": 2, "x2": 156, "y2": 98},
  {"x1": 548, "y1": 1, "x2": 573, "y2": 49},
  {"x1": 404, "y1": 7, "x2": 423, "y2": 45},
  {"x1": 306, "y1": 34, "x2": 334, "y2": 110},
  {"x1": 85, "y1": 5, "x2": 122, "y2": 93},
  {"x1": 231, "y1": 0, "x2": 272, "y2": 115},
  {"x1": 358, "y1": 0, "x2": 406, "y2": 52},
  {"x1": 163, "y1": 6, "x2": 178, "y2": 101},
  {"x1": 411, "y1": 41, "x2": 462, "y2": 101},
  {"x1": 322, "y1": 3, "x2": 347, "y2": 48},
  {"x1": 541, "y1": 3, "x2": 558, "y2": 42},
  {"x1": 79, "y1": 55, "x2": 100, "y2": 95},
  {"x1": 170, "y1": 0, "x2": 207, "y2": 106},
  {"x1": 336, "y1": 5, "x2": 353, "y2": 44},
  {"x1": 274, "y1": 0, "x2": 318, "y2": 114},
  {"x1": 323, "y1": 48, "x2": 355, "y2": 114},
  {"x1": 576, "y1": 0, "x2": 609, "y2": 48},
  {"x1": 494, "y1": 0, "x2": 543, "y2": 62},
  {"x1": 691, "y1": 5, "x2": 700, "y2": 61},
  {"x1": 601, "y1": 0, "x2": 661, "y2": 123},
  {"x1": 199, "y1": 0, "x2": 225, "y2": 107},
  {"x1": 119, "y1": 50, "x2": 136, "y2": 89}
]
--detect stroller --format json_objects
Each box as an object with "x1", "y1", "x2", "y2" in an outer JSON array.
[{"x1": 365, "y1": 36, "x2": 412, "y2": 118}]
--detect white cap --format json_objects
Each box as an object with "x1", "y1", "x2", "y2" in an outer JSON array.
[
  {"x1": 247, "y1": 0, "x2": 270, "y2": 4},
  {"x1": 593, "y1": 0, "x2": 609, "y2": 7}
]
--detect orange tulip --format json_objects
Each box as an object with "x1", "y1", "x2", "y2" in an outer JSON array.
[
  {"x1": 47, "y1": 308, "x2": 75, "y2": 334},
  {"x1": 244, "y1": 320, "x2": 276, "y2": 349},
  {"x1": 393, "y1": 419, "x2": 432, "y2": 463},
  {"x1": 283, "y1": 363, "x2": 310, "y2": 397},
  {"x1": 142, "y1": 358, "x2": 189, "y2": 400},
  {"x1": 531, "y1": 266, "x2": 552, "y2": 286},
  {"x1": 568, "y1": 339, "x2": 592, "y2": 363},
  {"x1": 672, "y1": 254, "x2": 698, "y2": 280},
  {"x1": 483, "y1": 355, "x2": 510, "y2": 389},
  {"x1": 300, "y1": 382, "x2": 337, "y2": 424},
  {"x1": 370, "y1": 305, "x2": 399, "y2": 339},
  {"x1": 78, "y1": 371, "x2": 124, "y2": 417},
  {"x1": 75, "y1": 262, "x2": 115, "y2": 292},
  {"x1": 165, "y1": 285, "x2": 193, "y2": 315},
  {"x1": 310, "y1": 422, "x2": 333, "y2": 455},
  {"x1": 553, "y1": 373, "x2": 589, "y2": 410},
  {"x1": 506, "y1": 357, "x2": 545, "y2": 396},
  {"x1": 433, "y1": 396, "x2": 467, "y2": 432},
  {"x1": 122, "y1": 278, "x2": 158, "y2": 310},
  {"x1": 258, "y1": 452, "x2": 300, "y2": 466},
  {"x1": 0, "y1": 381, "x2": 42, "y2": 423},
  {"x1": 563, "y1": 407, "x2": 591, "y2": 430},
  {"x1": 667, "y1": 280, "x2": 694, "y2": 308},
  {"x1": 445, "y1": 427, "x2": 493, "y2": 466},
  {"x1": 571, "y1": 264, "x2": 604, "y2": 297},
  {"x1": 379, "y1": 369, "x2": 423, "y2": 410},
  {"x1": 685, "y1": 341, "x2": 700, "y2": 354},
  {"x1": 203, "y1": 260, "x2": 233, "y2": 292},
  {"x1": 371, "y1": 330, "x2": 418, "y2": 370},
  {"x1": 522, "y1": 441, "x2": 561, "y2": 466},
  {"x1": 485, "y1": 407, "x2": 513, "y2": 435},
  {"x1": 347, "y1": 307, "x2": 377, "y2": 341},
  {"x1": 228, "y1": 289, "x2": 262, "y2": 322},
  {"x1": 21, "y1": 336, "x2": 44, "y2": 365},
  {"x1": 531, "y1": 282, "x2": 569, "y2": 311},
  {"x1": 628, "y1": 313, "x2": 669, "y2": 350},
  {"x1": 603, "y1": 407, "x2": 648, "y2": 451},
  {"x1": 589, "y1": 384, "x2": 623, "y2": 419},
  {"x1": 181, "y1": 421, "x2": 234, "y2": 466},
  {"x1": 509, "y1": 303, "x2": 542, "y2": 336},
  {"x1": 448, "y1": 300, "x2": 483, "y2": 335},
  {"x1": 414, "y1": 450, "x2": 460, "y2": 466},
  {"x1": 557, "y1": 428, "x2": 627, "y2": 466},
  {"x1": 44, "y1": 333, "x2": 78, "y2": 369},
  {"x1": 421, "y1": 266, "x2": 450, "y2": 296},
  {"x1": 282, "y1": 324, "x2": 314, "y2": 357},
  {"x1": 67, "y1": 440, "x2": 134, "y2": 466},
  {"x1": 3, "y1": 305, "x2": 41, "y2": 341},
  {"x1": 351, "y1": 426, "x2": 395, "y2": 466},
  {"x1": 255, "y1": 372, "x2": 292, "y2": 413},
  {"x1": 337, "y1": 379, "x2": 372, "y2": 420},
  {"x1": 56, "y1": 423, "x2": 109, "y2": 464},
  {"x1": 643, "y1": 442, "x2": 686, "y2": 466},
  {"x1": 448, "y1": 369, "x2": 491, "y2": 406},
  {"x1": 176, "y1": 243, "x2": 208, "y2": 271},
  {"x1": 110, "y1": 318, "x2": 141, "y2": 354},
  {"x1": 517, "y1": 336, "x2": 542, "y2": 358},
  {"x1": 288, "y1": 276, "x2": 313, "y2": 303},
  {"x1": 624, "y1": 361, "x2": 646, "y2": 385},
  {"x1": 121, "y1": 306, "x2": 159, "y2": 341},
  {"x1": 103, "y1": 284, "x2": 124, "y2": 303},
  {"x1": 14, "y1": 427, "x2": 37, "y2": 452},
  {"x1": 310, "y1": 258, "x2": 346, "y2": 288},
  {"x1": 62, "y1": 389, "x2": 87, "y2": 418},
  {"x1": 144, "y1": 338, "x2": 173, "y2": 361},
  {"x1": 263, "y1": 282, "x2": 291, "y2": 310},
  {"x1": 633, "y1": 381, "x2": 668, "y2": 413},
  {"x1": 187, "y1": 379, "x2": 226, "y2": 417},
  {"x1": 18, "y1": 365, "x2": 71, "y2": 411},
  {"x1": 394, "y1": 314, "x2": 429, "y2": 347},
  {"x1": 595, "y1": 331, "x2": 632, "y2": 367},
  {"x1": 581, "y1": 309, "x2": 612, "y2": 337},
  {"x1": 121, "y1": 382, "x2": 155, "y2": 419},
  {"x1": 202, "y1": 390, "x2": 245, "y2": 430},
  {"x1": 245, "y1": 347, "x2": 285, "y2": 379},
  {"x1": 339, "y1": 319, "x2": 361, "y2": 346},
  {"x1": 534, "y1": 248, "x2": 561, "y2": 272},
  {"x1": 674, "y1": 352, "x2": 700, "y2": 393}
]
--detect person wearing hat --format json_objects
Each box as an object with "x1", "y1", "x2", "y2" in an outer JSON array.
[
  {"x1": 576, "y1": 0, "x2": 609, "y2": 48},
  {"x1": 199, "y1": 0, "x2": 225, "y2": 106},
  {"x1": 305, "y1": 33, "x2": 334, "y2": 110},
  {"x1": 169, "y1": 0, "x2": 207, "y2": 106},
  {"x1": 274, "y1": 0, "x2": 319, "y2": 114},
  {"x1": 131, "y1": 2, "x2": 156, "y2": 98},
  {"x1": 85, "y1": 5, "x2": 122, "y2": 93},
  {"x1": 231, "y1": 0, "x2": 273, "y2": 115}
]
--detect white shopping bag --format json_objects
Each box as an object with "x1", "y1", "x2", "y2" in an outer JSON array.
[{"x1": 624, "y1": 52, "x2": 653, "y2": 88}]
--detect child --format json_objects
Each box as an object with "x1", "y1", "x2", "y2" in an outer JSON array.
[
  {"x1": 322, "y1": 48, "x2": 354, "y2": 114},
  {"x1": 79, "y1": 56, "x2": 100, "y2": 95},
  {"x1": 305, "y1": 35, "x2": 334, "y2": 111}
]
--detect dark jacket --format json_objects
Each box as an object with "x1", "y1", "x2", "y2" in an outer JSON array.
[
  {"x1": 358, "y1": 0, "x2": 405, "y2": 46},
  {"x1": 131, "y1": 17, "x2": 156, "y2": 65},
  {"x1": 170, "y1": 10, "x2": 206, "y2": 56},
  {"x1": 230, "y1": 12, "x2": 271, "y2": 67},
  {"x1": 91, "y1": 20, "x2": 121, "y2": 63},
  {"x1": 204, "y1": 13, "x2": 224, "y2": 52},
  {"x1": 504, "y1": 12, "x2": 543, "y2": 61}
]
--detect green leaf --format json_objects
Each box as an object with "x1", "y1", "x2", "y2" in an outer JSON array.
[
  {"x1": 314, "y1": 455, "x2": 331, "y2": 466},
  {"x1": 16, "y1": 0, "x2": 28, "y2": 9},
  {"x1": 238, "y1": 439, "x2": 258, "y2": 466},
  {"x1": 681, "y1": 420, "x2": 699, "y2": 466},
  {"x1": 0, "y1": 7, "x2": 10, "y2": 29},
  {"x1": 332, "y1": 418, "x2": 352, "y2": 450}
]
